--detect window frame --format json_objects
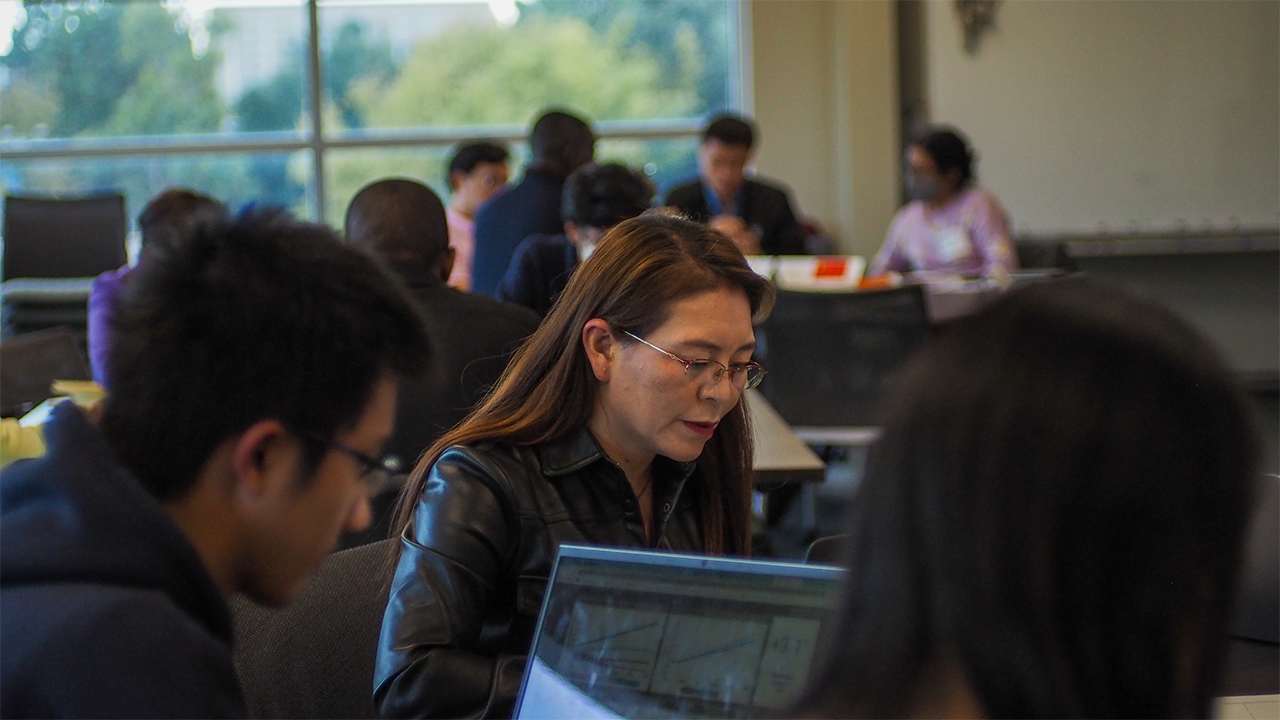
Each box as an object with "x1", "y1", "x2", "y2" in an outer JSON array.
[{"x1": 0, "y1": 0, "x2": 750, "y2": 222}]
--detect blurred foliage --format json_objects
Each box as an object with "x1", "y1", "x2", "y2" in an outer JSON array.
[
  {"x1": 2, "y1": 2, "x2": 226, "y2": 137},
  {"x1": 350, "y1": 18, "x2": 697, "y2": 128},
  {"x1": 518, "y1": 0, "x2": 734, "y2": 114},
  {"x1": 1, "y1": 1, "x2": 733, "y2": 227}
]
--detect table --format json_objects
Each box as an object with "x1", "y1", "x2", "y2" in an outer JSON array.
[{"x1": 746, "y1": 389, "x2": 825, "y2": 485}]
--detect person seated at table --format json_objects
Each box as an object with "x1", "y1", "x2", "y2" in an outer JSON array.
[
  {"x1": 796, "y1": 280, "x2": 1259, "y2": 718},
  {"x1": 444, "y1": 140, "x2": 510, "y2": 291},
  {"x1": 343, "y1": 178, "x2": 540, "y2": 546},
  {"x1": 374, "y1": 214, "x2": 774, "y2": 718},
  {"x1": 88, "y1": 188, "x2": 226, "y2": 388},
  {"x1": 497, "y1": 162, "x2": 653, "y2": 316},
  {"x1": 869, "y1": 126, "x2": 1016, "y2": 281},
  {"x1": 664, "y1": 113, "x2": 807, "y2": 256}
]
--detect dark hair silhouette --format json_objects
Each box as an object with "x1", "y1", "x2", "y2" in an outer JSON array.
[
  {"x1": 136, "y1": 188, "x2": 226, "y2": 259},
  {"x1": 528, "y1": 108, "x2": 594, "y2": 177},
  {"x1": 446, "y1": 141, "x2": 509, "y2": 189},
  {"x1": 913, "y1": 126, "x2": 976, "y2": 186},
  {"x1": 560, "y1": 162, "x2": 654, "y2": 230},
  {"x1": 103, "y1": 206, "x2": 431, "y2": 500},
  {"x1": 799, "y1": 280, "x2": 1258, "y2": 718},
  {"x1": 702, "y1": 113, "x2": 756, "y2": 149}
]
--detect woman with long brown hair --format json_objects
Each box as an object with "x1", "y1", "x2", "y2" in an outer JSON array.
[{"x1": 374, "y1": 214, "x2": 774, "y2": 719}]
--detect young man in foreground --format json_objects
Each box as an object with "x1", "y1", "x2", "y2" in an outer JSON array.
[{"x1": 1, "y1": 207, "x2": 431, "y2": 718}]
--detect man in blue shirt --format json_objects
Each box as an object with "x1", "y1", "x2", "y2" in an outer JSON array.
[{"x1": 471, "y1": 108, "x2": 595, "y2": 295}]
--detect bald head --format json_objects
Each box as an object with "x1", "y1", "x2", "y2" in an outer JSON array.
[{"x1": 345, "y1": 179, "x2": 449, "y2": 268}]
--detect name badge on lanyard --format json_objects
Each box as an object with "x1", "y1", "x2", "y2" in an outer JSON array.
[{"x1": 932, "y1": 225, "x2": 973, "y2": 264}]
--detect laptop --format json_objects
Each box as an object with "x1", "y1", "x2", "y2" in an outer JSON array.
[{"x1": 514, "y1": 545, "x2": 844, "y2": 720}]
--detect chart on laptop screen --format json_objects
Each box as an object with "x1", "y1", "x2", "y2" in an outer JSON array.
[{"x1": 517, "y1": 547, "x2": 841, "y2": 720}]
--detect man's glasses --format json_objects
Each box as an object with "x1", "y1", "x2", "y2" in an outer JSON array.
[
  {"x1": 621, "y1": 330, "x2": 766, "y2": 390},
  {"x1": 294, "y1": 429, "x2": 403, "y2": 493}
]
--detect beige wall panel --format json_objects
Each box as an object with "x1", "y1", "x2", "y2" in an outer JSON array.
[
  {"x1": 923, "y1": 0, "x2": 1280, "y2": 235},
  {"x1": 750, "y1": 1, "x2": 836, "y2": 237},
  {"x1": 750, "y1": 0, "x2": 900, "y2": 255}
]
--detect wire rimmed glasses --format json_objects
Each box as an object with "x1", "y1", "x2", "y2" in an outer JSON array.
[
  {"x1": 294, "y1": 429, "x2": 402, "y2": 493},
  {"x1": 621, "y1": 330, "x2": 766, "y2": 390}
]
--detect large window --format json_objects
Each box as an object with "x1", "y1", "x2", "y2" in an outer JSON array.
[{"x1": 0, "y1": 0, "x2": 744, "y2": 231}]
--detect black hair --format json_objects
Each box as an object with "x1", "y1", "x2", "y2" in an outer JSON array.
[
  {"x1": 913, "y1": 126, "x2": 975, "y2": 186},
  {"x1": 799, "y1": 279, "x2": 1258, "y2": 718},
  {"x1": 529, "y1": 108, "x2": 594, "y2": 176},
  {"x1": 345, "y1": 178, "x2": 449, "y2": 266},
  {"x1": 702, "y1": 113, "x2": 755, "y2": 149},
  {"x1": 101, "y1": 206, "x2": 432, "y2": 501},
  {"x1": 560, "y1": 162, "x2": 654, "y2": 230},
  {"x1": 137, "y1": 188, "x2": 226, "y2": 258},
  {"x1": 446, "y1": 140, "x2": 509, "y2": 189}
]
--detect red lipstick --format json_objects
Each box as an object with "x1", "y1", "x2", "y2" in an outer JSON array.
[{"x1": 683, "y1": 420, "x2": 717, "y2": 437}]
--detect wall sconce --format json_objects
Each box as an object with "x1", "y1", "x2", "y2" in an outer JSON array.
[{"x1": 956, "y1": 0, "x2": 999, "y2": 55}]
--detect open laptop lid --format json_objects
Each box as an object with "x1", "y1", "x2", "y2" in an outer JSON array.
[{"x1": 514, "y1": 545, "x2": 844, "y2": 720}]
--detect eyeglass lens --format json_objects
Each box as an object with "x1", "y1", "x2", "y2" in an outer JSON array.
[{"x1": 683, "y1": 361, "x2": 765, "y2": 389}]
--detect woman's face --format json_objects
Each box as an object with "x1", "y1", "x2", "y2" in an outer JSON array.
[{"x1": 589, "y1": 286, "x2": 756, "y2": 467}]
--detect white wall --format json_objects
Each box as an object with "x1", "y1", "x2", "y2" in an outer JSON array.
[
  {"x1": 923, "y1": 0, "x2": 1280, "y2": 236},
  {"x1": 750, "y1": 0, "x2": 900, "y2": 255}
]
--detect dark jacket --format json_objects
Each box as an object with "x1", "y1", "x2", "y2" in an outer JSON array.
[
  {"x1": 496, "y1": 233, "x2": 578, "y2": 317},
  {"x1": 0, "y1": 402, "x2": 246, "y2": 719},
  {"x1": 389, "y1": 262, "x2": 541, "y2": 468},
  {"x1": 373, "y1": 427, "x2": 705, "y2": 719},
  {"x1": 472, "y1": 168, "x2": 567, "y2": 296},
  {"x1": 664, "y1": 177, "x2": 808, "y2": 255}
]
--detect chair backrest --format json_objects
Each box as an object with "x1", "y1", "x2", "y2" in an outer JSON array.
[
  {"x1": 1234, "y1": 473, "x2": 1279, "y2": 644},
  {"x1": 1013, "y1": 238, "x2": 1077, "y2": 273},
  {"x1": 805, "y1": 534, "x2": 849, "y2": 566},
  {"x1": 759, "y1": 285, "x2": 930, "y2": 429},
  {"x1": 0, "y1": 326, "x2": 91, "y2": 417},
  {"x1": 230, "y1": 538, "x2": 395, "y2": 719},
  {"x1": 2, "y1": 194, "x2": 127, "y2": 281}
]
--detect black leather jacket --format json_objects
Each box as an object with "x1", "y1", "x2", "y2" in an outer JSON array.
[{"x1": 374, "y1": 427, "x2": 705, "y2": 719}]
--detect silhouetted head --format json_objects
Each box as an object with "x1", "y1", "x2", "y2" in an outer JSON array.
[
  {"x1": 137, "y1": 188, "x2": 226, "y2": 261},
  {"x1": 345, "y1": 178, "x2": 451, "y2": 278},
  {"x1": 528, "y1": 108, "x2": 595, "y2": 178},
  {"x1": 800, "y1": 279, "x2": 1259, "y2": 718}
]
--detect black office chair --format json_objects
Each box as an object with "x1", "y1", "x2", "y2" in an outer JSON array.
[
  {"x1": 759, "y1": 285, "x2": 930, "y2": 434},
  {"x1": 1013, "y1": 238, "x2": 1077, "y2": 274},
  {"x1": 2, "y1": 194, "x2": 127, "y2": 337},
  {"x1": 804, "y1": 534, "x2": 849, "y2": 566},
  {"x1": 2, "y1": 194, "x2": 128, "y2": 281},
  {"x1": 1234, "y1": 473, "x2": 1279, "y2": 644},
  {"x1": 0, "y1": 326, "x2": 91, "y2": 417},
  {"x1": 230, "y1": 539, "x2": 395, "y2": 719}
]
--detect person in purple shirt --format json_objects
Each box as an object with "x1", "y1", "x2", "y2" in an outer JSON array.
[
  {"x1": 88, "y1": 189, "x2": 226, "y2": 388},
  {"x1": 870, "y1": 127, "x2": 1016, "y2": 280}
]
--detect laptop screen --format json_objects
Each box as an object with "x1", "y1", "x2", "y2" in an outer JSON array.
[{"x1": 514, "y1": 545, "x2": 844, "y2": 720}]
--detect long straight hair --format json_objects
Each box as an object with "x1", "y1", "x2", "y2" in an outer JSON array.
[{"x1": 392, "y1": 214, "x2": 774, "y2": 560}]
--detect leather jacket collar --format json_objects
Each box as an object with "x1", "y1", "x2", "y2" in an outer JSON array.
[{"x1": 536, "y1": 426, "x2": 698, "y2": 484}]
